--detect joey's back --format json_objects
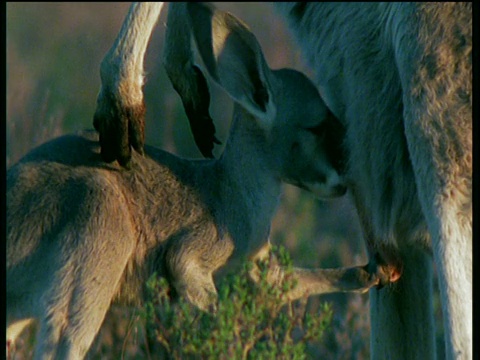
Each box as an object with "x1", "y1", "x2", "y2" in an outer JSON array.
[{"x1": 6, "y1": 131, "x2": 223, "y2": 300}]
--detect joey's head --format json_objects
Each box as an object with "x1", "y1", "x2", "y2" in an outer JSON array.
[
  {"x1": 187, "y1": 3, "x2": 347, "y2": 199},
  {"x1": 267, "y1": 69, "x2": 347, "y2": 199}
]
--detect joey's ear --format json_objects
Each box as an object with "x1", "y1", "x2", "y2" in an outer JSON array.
[
  {"x1": 324, "y1": 110, "x2": 348, "y2": 175},
  {"x1": 187, "y1": 3, "x2": 276, "y2": 125}
]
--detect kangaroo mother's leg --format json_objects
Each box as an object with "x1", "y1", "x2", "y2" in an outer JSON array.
[
  {"x1": 6, "y1": 319, "x2": 35, "y2": 358},
  {"x1": 93, "y1": 2, "x2": 164, "y2": 167},
  {"x1": 406, "y1": 138, "x2": 472, "y2": 360},
  {"x1": 353, "y1": 195, "x2": 436, "y2": 360},
  {"x1": 400, "y1": 5, "x2": 472, "y2": 358},
  {"x1": 370, "y1": 245, "x2": 435, "y2": 360}
]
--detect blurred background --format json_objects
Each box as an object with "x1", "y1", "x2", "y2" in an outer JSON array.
[{"x1": 7, "y1": 3, "x2": 443, "y2": 359}]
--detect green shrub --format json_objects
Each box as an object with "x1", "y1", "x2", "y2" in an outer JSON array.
[{"x1": 143, "y1": 246, "x2": 333, "y2": 359}]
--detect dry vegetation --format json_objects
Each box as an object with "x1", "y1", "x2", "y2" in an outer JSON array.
[{"x1": 6, "y1": 3, "x2": 444, "y2": 359}]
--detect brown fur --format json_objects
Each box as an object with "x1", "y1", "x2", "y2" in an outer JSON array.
[{"x1": 7, "y1": 5, "x2": 381, "y2": 359}]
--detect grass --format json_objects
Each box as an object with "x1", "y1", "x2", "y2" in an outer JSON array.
[{"x1": 142, "y1": 247, "x2": 333, "y2": 360}]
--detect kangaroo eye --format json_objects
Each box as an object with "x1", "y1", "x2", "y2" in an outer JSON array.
[{"x1": 305, "y1": 122, "x2": 327, "y2": 138}]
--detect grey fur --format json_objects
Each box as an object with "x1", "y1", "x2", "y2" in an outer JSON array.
[
  {"x1": 275, "y1": 3, "x2": 472, "y2": 359},
  {"x1": 6, "y1": 4, "x2": 380, "y2": 359}
]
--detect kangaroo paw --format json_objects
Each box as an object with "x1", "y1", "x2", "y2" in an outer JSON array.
[
  {"x1": 93, "y1": 89, "x2": 146, "y2": 168},
  {"x1": 365, "y1": 250, "x2": 403, "y2": 289}
]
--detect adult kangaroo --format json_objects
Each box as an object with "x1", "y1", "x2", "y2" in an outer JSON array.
[
  {"x1": 93, "y1": 3, "x2": 472, "y2": 359},
  {"x1": 7, "y1": 3, "x2": 381, "y2": 359},
  {"x1": 276, "y1": 4, "x2": 472, "y2": 359}
]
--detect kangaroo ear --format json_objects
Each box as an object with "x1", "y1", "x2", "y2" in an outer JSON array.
[{"x1": 187, "y1": 3, "x2": 276, "y2": 125}]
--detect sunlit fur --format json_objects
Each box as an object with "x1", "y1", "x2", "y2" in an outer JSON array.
[
  {"x1": 276, "y1": 3, "x2": 471, "y2": 359},
  {"x1": 6, "y1": 4, "x2": 381, "y2": 359},
  {"x1": 61, "y1": 2, "x2": 471, "y2": 359}
]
